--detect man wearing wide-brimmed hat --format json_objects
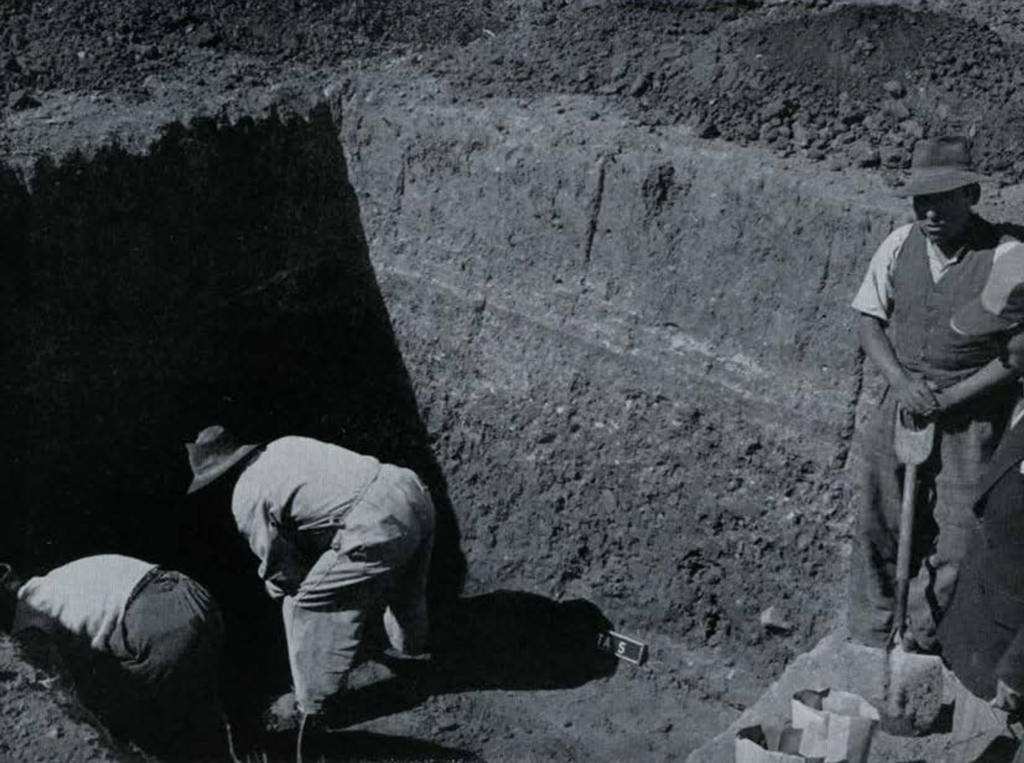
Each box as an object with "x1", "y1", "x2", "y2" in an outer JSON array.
[
  {"x1": 848, "y1": 136, "x2": 1024, "y2": 653},
  {"x1": 185, "y1": 426, "x2": 436, "y2": 730}
]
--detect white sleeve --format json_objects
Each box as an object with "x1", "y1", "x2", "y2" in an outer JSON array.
[
  {"x1": 851, "y1": 224, "x2": 914, "y2": 322},
  {"x1": 250, "y1": 500, "x2": 305, "y2": 597}
]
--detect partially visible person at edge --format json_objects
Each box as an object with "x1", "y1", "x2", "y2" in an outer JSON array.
[
  {"x1": 0, "y1": 554, "x2": 228, "y2": 758},
  {"x1": 848, "y1": 135, "x2": 1024, "y2": 652},
  {"x1": 938, "y1": 254, "x2": 1024, "y2": 763},
  {"x1": 184, "y1": 426, "x2": 436, "y2": 733}
]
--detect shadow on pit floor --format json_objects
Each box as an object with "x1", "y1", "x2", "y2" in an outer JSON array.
[
  {"x1": 361, "y1": 590, "x2": 618, "y2": 695},
  {"x1": 247, "y1": 591, "x2": 617, "y2": 761},
  {"x1": 261, "y1": 731, "x2": 482, "y2": 763}
]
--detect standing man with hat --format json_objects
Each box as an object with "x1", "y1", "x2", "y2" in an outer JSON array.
[
  {"x1": 184, "y1": 426, "x2": 436, "y2": 731},
  {"x1": 848, "y1": 136, "x2": 1024, "y2": 652}
]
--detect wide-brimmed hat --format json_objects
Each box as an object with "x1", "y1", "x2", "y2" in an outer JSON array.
[
  {"x1": 951, "y1": 243, "x2": 1024, "y2": 336},
  {"x1": 185, "y1": 425, "x2": 259, "y2": 494},
  {"x1": 896, "y1": 136, "x2": 990, "y2": 198}
]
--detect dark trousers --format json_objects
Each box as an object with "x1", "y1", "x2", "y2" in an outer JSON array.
[
  {"x1": 72, "y1": 569, "x2": 226, "y2": 758},
  {"x1": 848, "y1": 388, "x2": 1009, "y2": 648}
]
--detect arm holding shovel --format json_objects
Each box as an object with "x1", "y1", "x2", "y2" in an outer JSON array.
[
  {"x1": 930, "y1": 354, "x2": 1022, "y2": 415},
  {"x1": 858, "y1": 314, "x2": 939, "y2": 417},
  {"x1": 858, "y1": 315, "x2": 1021, "y2": 419}
]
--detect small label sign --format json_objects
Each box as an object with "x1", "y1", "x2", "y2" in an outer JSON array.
[{"x1": 597, "y1": 631, "x2": 648, "y2": 665}]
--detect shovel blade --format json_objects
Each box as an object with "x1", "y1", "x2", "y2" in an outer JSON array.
[{"x1": 893, "y1": 406, "x2": 936, "y2": 466}]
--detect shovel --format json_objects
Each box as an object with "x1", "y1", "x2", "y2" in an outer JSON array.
[
  {"x1": 891, "y1": 404, "x2": 936, "y2": 648},
  {"x1": 874, "y1": 403, "x2": 944, "y2": 734}
]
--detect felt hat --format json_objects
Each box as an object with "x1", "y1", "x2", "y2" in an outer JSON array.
[
  {"x1": 951, "y1": 243, "x2": 1024, "y2": 336},
  {"x1": 185, "y1": 425, "x2": 259, "y2": 494},
  {"x1": 896, "y1": 136, "x2": 989, "y2": 198}
]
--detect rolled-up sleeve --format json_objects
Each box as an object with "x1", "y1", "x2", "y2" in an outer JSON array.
[{"x1": 851, "y1": 224, "x2": 913, "y2": 322}]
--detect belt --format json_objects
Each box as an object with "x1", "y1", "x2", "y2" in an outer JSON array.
[{"x1": 123, "y1": 565, "x2": 164, "y2": 614}]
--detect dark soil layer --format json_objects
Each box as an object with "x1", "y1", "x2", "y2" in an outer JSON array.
[
  {"x1": 0, "y1": 0, "x2": 503, "y2": 97},
  {"x1": 435, "y1": 1, "x2": 1024, "y2": 181},
  {"x1": 8, "y1": 1, "x2": 1024, "y2": 181}
]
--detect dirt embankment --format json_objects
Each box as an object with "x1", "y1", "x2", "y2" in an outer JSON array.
[
  {"x1": 0, "y1": 637, "x2": 144, "y2": 763},
  {"x1": 8, "y1": 0, "x2": 1024, "y2": 183}
]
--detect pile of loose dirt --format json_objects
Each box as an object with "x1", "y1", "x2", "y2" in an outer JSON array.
[
  {"x1": 0, "y1": 0, "x2": 505, "y2": 109},
  {"x1": 433, "y1": 1, "x2": 1024, "y2": 182},
  {"x1": 8, "y1": 1, "x2": 1024, "y2": 182},
  {"x1": 714, "y1": 4, "x2": 1024, "y2": 178}
]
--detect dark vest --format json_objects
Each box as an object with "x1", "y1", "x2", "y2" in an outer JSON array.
[{"x1": 890, "y1": 219, "x2": 1003, "y2": 389}]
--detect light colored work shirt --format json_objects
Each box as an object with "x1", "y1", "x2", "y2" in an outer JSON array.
[
  {"x1": 852, "y1": 223, "x2": 1024, "y2": 321},
  {"x1": 231, "y1": 436, "x2": 382, "y2": 597},
  {"x1": 12, "y1": 555, "x2": 156, "y2": 652}
]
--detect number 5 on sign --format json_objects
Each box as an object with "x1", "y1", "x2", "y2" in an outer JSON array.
[{"x1": 596, "y1": 631, "x2": 648, "y2": 665}]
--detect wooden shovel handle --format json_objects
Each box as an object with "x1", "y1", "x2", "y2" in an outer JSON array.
[
  {"x1": 891, "y1": 404, "x2": 935, "y2": 642},
  {"x1": 893, "y1": 462, "x2": 918, "y2": 639}
]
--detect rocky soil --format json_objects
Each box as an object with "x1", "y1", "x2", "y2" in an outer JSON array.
[
  {"x1": 6, "y1": 0, "x2": 1024, "y2": 177},
  {"x1": 4, "y1": 1, "x2": 1024, "y2": 762},
  {"x1": 0, "y1": 637, "x2": 144, "y2": 763}
]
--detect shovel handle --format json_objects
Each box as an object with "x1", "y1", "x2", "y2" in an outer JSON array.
[
  {"x1": 893, "y1": 462, "x2": 918, "y2": 640},
  {"x1": 891, "y1": 404, "x2": 936, "y2": 643}
]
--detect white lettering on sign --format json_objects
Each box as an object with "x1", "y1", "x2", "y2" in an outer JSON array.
[{"x1": 596, "y1": 631, "x2": 648, "y2": 665}]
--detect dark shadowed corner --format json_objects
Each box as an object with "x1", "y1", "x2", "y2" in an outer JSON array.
[{"x1": 0, "y1": 102, "x2": 466, "y2": 745}]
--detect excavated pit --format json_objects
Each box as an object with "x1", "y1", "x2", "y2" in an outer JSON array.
[
  {"x1": 1, "y1": 85, "x2": 901, "y2": 762},
  {"x1": 5, "y1": 2, "x2": 1024, "y2": 762}
]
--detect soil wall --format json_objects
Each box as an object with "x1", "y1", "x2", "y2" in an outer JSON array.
[{"x1": 336, "y1": 78, "x2": 983, "y2": 676}]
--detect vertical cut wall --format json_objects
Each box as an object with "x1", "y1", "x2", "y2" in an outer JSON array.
[{"x1": 340, "y1": 86, "x2": 921, "y2": 678}]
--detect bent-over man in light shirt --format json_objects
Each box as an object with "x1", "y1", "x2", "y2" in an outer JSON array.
[
  {"x1": 0, "y1": 554, "x2": 226, "y2": 757},
  {"x1": 184, "y1": 425, "x2": 436, "y2": 731}
]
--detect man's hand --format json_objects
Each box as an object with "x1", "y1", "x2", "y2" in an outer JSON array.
[
  {"x1": 892, "y1": 374, "x2": 940, "y2": 418},
  {"x1": 991, "y1": 679, "x2": 1023, "y2": 716}
]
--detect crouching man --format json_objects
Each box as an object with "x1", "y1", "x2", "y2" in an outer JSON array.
[
  {"x1": 938, "y1": 248, "x2": 1024, "y2": 762},
  {"x1": 184, "y1": 426, "x2": 436, "y2": 730},
  {"x1": 0, "y1": 554, "x2": 227, "y2": 757}
]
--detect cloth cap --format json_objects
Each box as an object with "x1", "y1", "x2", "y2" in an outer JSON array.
[
  {"x1": 896, "y1": 136, "x2": 989, "y2": 198},
  {"x1": 185, "y1": 425, "x2": 259, "y2": 494},
  {"x1": 951, "y1": 243, "x2": 1024, "y2": 336}
]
